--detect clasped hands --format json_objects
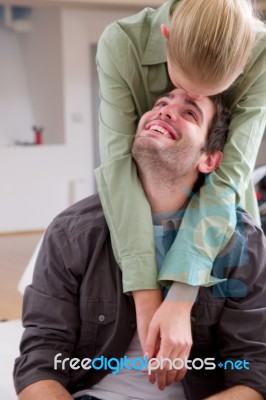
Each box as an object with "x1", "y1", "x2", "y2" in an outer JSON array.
[{"x1": 133, "y1": 283, "x2": 198, "y2": 390}]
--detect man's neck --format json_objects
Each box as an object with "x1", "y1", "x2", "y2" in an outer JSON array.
[{"x1": 139, "y1": 170, "x2": 196, "y2": 214}]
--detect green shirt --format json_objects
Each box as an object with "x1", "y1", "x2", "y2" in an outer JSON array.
[{"x1": 95, "y1": 0, "x2": 266, "y2": 293}]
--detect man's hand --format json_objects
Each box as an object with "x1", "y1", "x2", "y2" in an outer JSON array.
[
  {"x1": 132, "y1": 289, "x2": 163, "y2": 353},
  {"x1": 144, "y1": 282, "x2": 198, "y2": 389},
  {"x1": 205, "y1": 385, "x2": 264, "y2": 399},
  {"x1": 18, "y1": 380, "x2": 73, "y2": 400}
]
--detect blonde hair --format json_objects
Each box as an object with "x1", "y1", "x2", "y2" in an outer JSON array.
[{"x1": 168, "y1": 0, "x2": 259, "y2": 86}]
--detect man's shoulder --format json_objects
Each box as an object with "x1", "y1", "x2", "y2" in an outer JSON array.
[
  {"x1": 49, "y1": 194, "x2": 107, "y2": 240},
  {"x1": 214, "y1": 207, "x2": 266, "y2": 278},
  {"x1": 235, "y1": 206, "x2": 264, "y2": 239},
  {"x1": 227, "y1": 207, "x2": 266, "y2": 257}
]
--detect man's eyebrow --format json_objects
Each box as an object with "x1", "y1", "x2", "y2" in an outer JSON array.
[
  {"x1": 184, "y1": 97, "x2": 204, "y2": 122},
  {"x1": 155, "y1": 93, "x2": 205, "y2": 123},
  {"x1": 155, "y1": 92, "x2": 174, "y2": 102}
]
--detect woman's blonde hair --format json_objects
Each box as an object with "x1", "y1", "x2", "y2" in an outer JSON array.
[{"x1": 168, "y1": 0, "x2": 259, "y2": 86}]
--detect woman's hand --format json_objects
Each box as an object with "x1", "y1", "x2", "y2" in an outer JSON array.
[{"x1": 144, "y1": 283, "x2": 198, "y2": 389}]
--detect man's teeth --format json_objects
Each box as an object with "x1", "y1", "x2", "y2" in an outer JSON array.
[{"x1": 150, "y1": 125, "x2": 171, "y2": 137}]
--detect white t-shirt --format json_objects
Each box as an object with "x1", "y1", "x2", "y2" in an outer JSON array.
[{"x1": 74, "y1": 332, "x2": 185, "y2": 400}]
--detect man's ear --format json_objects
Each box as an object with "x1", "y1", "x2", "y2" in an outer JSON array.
[
  {"x1": 198, "y1": 151, "x2": 223, "y2": 174},
  {"x1": 161, "y1": 24, "x2": 169, "y2": 39}
]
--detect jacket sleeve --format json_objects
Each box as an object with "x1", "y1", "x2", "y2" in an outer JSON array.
[
  {"x1": 94, "y1": 23, "x2": 159, "y2": 293},
  {"x1": 217, "y1": 222, "x2": 266, "y2": 397},
  {"x1": 158, "y1": 47, "x2": 266, "y2": 287},
  {"x1": 13, "y1": 222, "x2": 82, "y2": 394}
]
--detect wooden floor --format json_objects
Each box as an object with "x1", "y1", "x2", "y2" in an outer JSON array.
[{"x1": 0, "y1": 233, "x2": 43, "y2": 320}]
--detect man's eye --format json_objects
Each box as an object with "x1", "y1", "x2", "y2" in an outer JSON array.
[
  {"x1": 186, "y1": 110, "x2": 197, "y2": 121},
  {"x1": 155, "y1": 101, "x2": 167, "y2": 108}
]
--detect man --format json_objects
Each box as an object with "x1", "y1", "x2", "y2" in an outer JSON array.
[{"x1": 14, "y1": 89, "x2": 266, "y2": 399}]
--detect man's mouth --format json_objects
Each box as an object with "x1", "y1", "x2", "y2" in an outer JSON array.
[
  {"x1": 150, "y1": 125, "x2": 171, "y2": 137},
  {"x1": 146, "y1": 121, "x2": 177, "y2": 140}
]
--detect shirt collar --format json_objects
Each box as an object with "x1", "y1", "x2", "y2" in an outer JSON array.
[{"x1": 141, "y1": 0, "x2": 174, "y2": 66}]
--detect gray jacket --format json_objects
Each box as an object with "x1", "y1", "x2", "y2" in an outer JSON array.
[{"x1": 14, "y1": 194, "x2": 266, "y2": 399}]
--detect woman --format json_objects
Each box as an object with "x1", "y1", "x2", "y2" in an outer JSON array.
[{"x1": 95, "y1": 0, "x2": 266, "y2": 389}]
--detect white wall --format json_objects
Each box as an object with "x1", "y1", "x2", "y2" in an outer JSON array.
[
  {"x1": 0, "y1": 5, "x2": 143, "y2": 233},
  {"x1": 19, "y1": 8, "x2": 64, "y2": 145},
  {"x1": 0, "y1": 27, "x2": 34, "y2": 145},
  {"x1": 61, "y1": 7, "x2": 131, "y2": 190},
  {"x1": 0, "y1": 8, "x2": 64, "y2": 146}
]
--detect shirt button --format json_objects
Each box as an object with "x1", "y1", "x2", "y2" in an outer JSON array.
[
  {"x1": 191, "y1": 316, "x2": 196, "y2": 323},
  {"x1": 98, "y1": 314, "x2": 105, "y2": 322}
]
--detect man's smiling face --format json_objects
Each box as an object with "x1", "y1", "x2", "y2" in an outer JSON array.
[{"x1": 132, "y1": 88, "x2": 216, "y2": 181}]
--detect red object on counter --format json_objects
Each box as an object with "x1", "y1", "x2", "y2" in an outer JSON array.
[
  {"x1": 35, "y1": 131, "x2": 43, "y2": 145},
  {"x1": 33, "y1": 126, "x2": 44, "y2": 145}
]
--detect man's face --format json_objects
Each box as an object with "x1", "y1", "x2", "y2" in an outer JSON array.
[{"x1": 132, "y1": 88, "x2": 216, "y2": 180}]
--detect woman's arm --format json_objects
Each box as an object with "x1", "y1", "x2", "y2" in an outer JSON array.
[
  {"x1": 95, "y1": 22, "x2": 160, "y2": 293},
  {"x1": 158, "y1": 45, "x2": 266, "y2": 287}
]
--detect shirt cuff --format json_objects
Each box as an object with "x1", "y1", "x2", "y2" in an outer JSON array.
[
  {"x1": 121, "y1": 255, "x2": 160, "y2": 294},
  {"x1": 158, "y1": 250, "x2": 226, "y2": 288}
]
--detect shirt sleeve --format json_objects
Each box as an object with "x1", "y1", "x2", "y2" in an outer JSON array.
[
  {"x1": 217, "y1": 223, "x2": 266, "y2": 396},
  {"x1": 13, "y1": 222, "x2": 81, "y2": 394},
  {"x1": 94, "y1": 23, "x2": 159, "y2": 293},
  {"x1": 158, "y1": 52, "x2": 266, "y2": 287}
]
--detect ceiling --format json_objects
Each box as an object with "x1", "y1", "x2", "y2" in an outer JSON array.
[
  {"x1": 0, "y1": 0, "x2": 264, "y2": 16},
  {"x1": 0, "y1": 0, "x2": 164, "y2": 8},
  {"x1": 0, "y1": 0, "x2": 265, "y2": 13}
]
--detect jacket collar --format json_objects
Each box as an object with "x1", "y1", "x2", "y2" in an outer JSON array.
[{"x1": 141, "y1": 0, "x2": 175, "y2": 66}]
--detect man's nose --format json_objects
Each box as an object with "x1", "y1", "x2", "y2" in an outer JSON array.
[{"x1": 159, "y1": 104, "x2": 178, "y2": 120}]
